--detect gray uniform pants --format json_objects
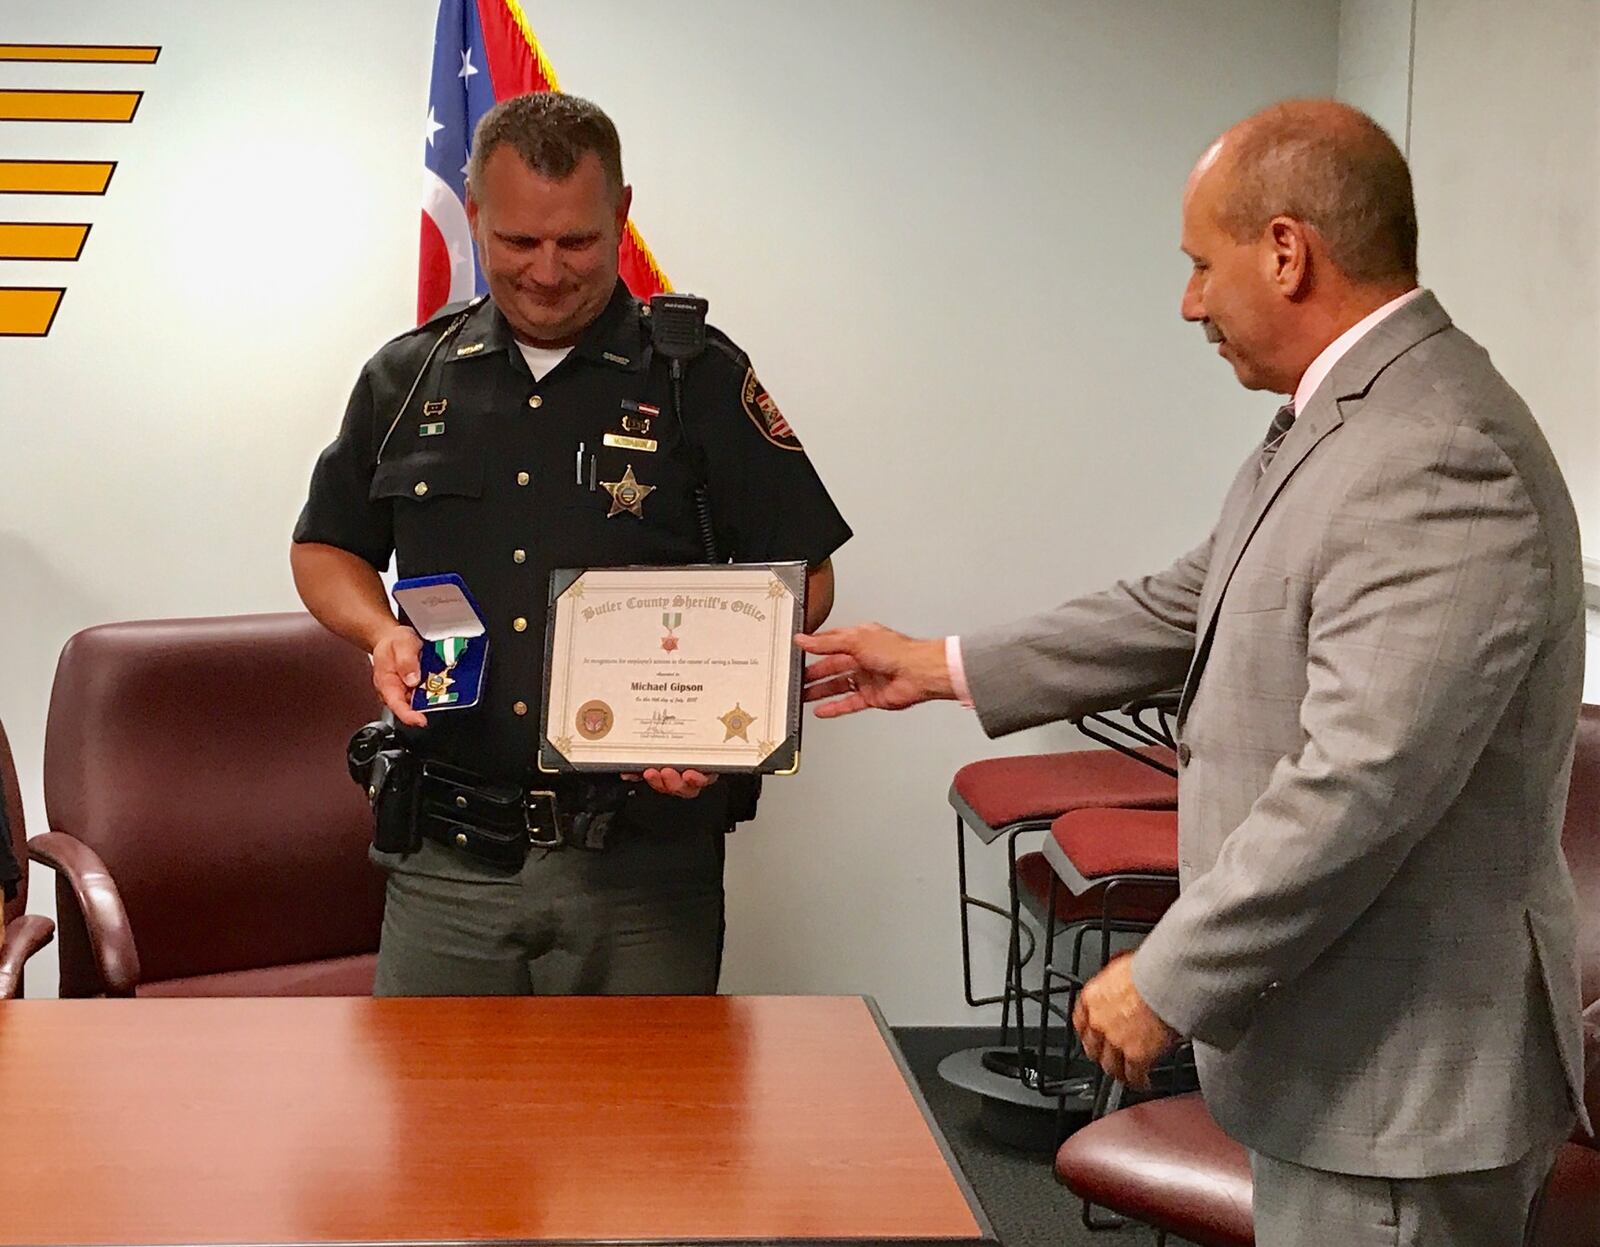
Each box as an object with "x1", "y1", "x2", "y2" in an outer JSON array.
[
  {"x1": 370, "y1": 821, "x2": 725, "y2": 996},
  {"x1": 1250, "y1": 1135, "x2": 1564, "y2": 1247}
]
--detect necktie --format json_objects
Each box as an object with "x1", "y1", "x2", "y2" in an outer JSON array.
[{"x1": 1258, "y1": 403, "x2": 1296, "y2": 478}]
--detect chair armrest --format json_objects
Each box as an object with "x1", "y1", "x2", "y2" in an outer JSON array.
[
  {"x1": 27, "y1": 831, "x2": 141, "y2": 996},
  {"x1": 0, "y1": 913, "x2": 57, "y2": 999}
]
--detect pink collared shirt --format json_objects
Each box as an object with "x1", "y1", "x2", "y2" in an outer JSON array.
[{"x1": 946, "y1": 287, "x2": 1426, "y2": 708}]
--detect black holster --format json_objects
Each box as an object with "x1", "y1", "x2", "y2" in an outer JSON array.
[{"x1": 347, "y1": 721, "x2": 422, "y2": 854}]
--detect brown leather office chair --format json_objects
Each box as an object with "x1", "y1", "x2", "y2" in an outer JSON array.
[
  {"x1": 0, "y1": 716, "x2": 56, "y2": 998},
  {"x1": 28, "y1": 613, "x2": 386, "y2": 997},
  {"x1": 1055, "y1": 702, "x2": 1600, "y2": 1247}
]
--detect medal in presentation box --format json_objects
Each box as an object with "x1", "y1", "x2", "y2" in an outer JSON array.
[{"x1": 392, "y1": 573, "x2": 488, "y2": 714}]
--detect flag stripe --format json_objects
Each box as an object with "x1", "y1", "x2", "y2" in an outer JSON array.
[
  {"x1": 474, "y1": 0, "x2": 553, "y2": 97},
  {"x1": 497, "y1": 0, "x2": 562, "y2": 91}
]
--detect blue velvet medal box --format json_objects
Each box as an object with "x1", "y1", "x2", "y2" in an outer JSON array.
[{"x1": 392, "y1": 573, "x2": 488, "y2": 714}]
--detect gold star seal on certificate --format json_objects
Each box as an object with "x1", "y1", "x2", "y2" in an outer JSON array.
[
  {"x1": 601, "y1": 464, "x2": 655, "y2": 518},
  {"x1": 720, "y1": 703, "x2": 756, "y2": 742}
]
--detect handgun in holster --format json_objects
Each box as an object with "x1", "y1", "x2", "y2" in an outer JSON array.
[{"x1": 347, "y1": 720, "x2": 423, "y2": 854}]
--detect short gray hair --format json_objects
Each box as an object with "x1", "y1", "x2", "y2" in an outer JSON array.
[
  {"x1": 467, "y1": 92, "x2": 624, "y2": 202},
  {"x1": 1215, "y1": 100, "x2": 1418, "y2": 284}
]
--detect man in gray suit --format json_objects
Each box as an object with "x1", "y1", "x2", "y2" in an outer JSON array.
[{"x1": 799, "y1": 100, "x2": 1588, "y2": 1245}]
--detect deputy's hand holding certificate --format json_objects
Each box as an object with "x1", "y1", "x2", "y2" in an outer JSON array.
[{"x1": 539, "y1": 563, "x2": 805, "y2": 775}]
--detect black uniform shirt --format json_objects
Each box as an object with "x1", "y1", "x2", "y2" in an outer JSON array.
[{"x1": 295, "y1": 281, "x2": 851, "y2": 803}]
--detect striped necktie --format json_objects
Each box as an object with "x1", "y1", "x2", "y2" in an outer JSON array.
[{"x1": 1258, "y1": 403, "x2": 1296, "y2": 478}]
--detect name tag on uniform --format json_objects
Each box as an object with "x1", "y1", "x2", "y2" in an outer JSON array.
[{"x1": 603, "y1": 432, "x2": 658, "y2": 453}]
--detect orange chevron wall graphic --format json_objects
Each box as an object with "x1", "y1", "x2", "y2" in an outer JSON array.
[{"x1": 0, "y1": 43, "x2": 157, "y2": 336}]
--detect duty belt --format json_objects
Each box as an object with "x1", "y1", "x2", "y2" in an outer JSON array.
[{"x1": 417, "y1": 761, "x2": 627, "y2": 865}]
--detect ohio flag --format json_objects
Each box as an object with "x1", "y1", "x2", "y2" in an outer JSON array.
[{"x1": 418, "y1": 0, "x2": 670, "y2": 323}]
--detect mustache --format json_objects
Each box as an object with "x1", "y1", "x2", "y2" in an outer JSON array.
[{"x1": 1202, "y1": 320, "x2": 1224, "y2": 344}]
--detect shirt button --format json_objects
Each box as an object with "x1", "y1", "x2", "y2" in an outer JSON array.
[
  {"x1": 413, "y1": 481, "x2": 428, "y2": 497},
  {"x1": 513, "y1": 616, "x2": 527, "y2": 632},
  {"x1": 513, "y1": 549, "x2": 526, "y2": 563},
  {"x1": 527, "y1": 395, "x2": 543, "y2": 409},
  {"x1": 517, "y1": 471, "x2": 530, "y2": 486},
  {"x1": 1177, "y1": 743, "x2": 1192, "y2": 767},
  {"x1": 513, "y1": 700, "x2": 528, "y2": 716}
]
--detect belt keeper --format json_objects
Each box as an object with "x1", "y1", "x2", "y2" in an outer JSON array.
[{"x1": 525, "y1": 789, "x2": 562, "y2": 849}]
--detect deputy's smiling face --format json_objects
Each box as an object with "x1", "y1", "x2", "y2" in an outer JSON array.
[{"x1": 466, "y1": 146, "x2": 631, "y2": 348}]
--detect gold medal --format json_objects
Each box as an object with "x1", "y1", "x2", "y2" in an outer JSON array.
[{"x1": 422, "y1": 636, "x2": 469, "y2": 707}]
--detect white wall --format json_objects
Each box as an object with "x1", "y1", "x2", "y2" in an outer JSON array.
[
  {"x1": 1, "y1": 1, "x2": 1340, "y2": 1017},
  {"x1": 1339, "y1": 0, "x2": 1600, "y2": 695},
  {"x1": 1407, "y1": 0, "x2": 1599, "y2": 558},
  {"x1": 1336, "y1": 0, "x2": 1414, "y2": 147}
]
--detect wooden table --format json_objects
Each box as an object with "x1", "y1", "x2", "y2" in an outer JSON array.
[{"x1": 0, "y1": 994, "x2": 995, "y2": 1247}]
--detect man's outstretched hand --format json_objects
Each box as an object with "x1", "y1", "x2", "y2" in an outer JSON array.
[{"x1": 796, "y1": 624, "x2": 955, "y2": 718}]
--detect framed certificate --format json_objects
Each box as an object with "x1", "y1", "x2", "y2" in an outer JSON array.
[{"x1": 539, "y1": 562, "x2": 806, "y2": 775}]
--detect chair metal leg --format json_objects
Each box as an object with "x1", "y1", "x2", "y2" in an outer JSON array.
[
  {"x1": 1081, "y1": 1196, "x2": 1128, "y2": 1233},
  {"x1": 954, "y1": 814, "x2": 1039, "y2": 1037}
]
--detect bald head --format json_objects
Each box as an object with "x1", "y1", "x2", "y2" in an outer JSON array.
[{"x1": 1202, "y1": 99, "x2": 1417, "y2": 285}]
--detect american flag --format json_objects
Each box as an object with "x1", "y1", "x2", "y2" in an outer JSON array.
[{"x1": 417, "y1": 0, "x2": 669, "y2": 324}]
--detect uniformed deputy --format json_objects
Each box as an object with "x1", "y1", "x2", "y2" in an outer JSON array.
[{"x1": 291, "y1": 93, "x2": 850, "y2": 997}]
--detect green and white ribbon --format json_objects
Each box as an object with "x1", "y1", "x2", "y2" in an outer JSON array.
[{"x1": 434, "y1": 636, "x2": 470, "y2": 667}]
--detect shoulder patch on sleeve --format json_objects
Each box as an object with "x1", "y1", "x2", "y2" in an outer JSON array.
[{"x1": 741, "y1": 368, "x2": 803, "y2": 451}]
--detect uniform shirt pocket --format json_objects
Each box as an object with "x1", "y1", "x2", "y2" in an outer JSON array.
[
  {"x1": 369, "y1": 451, "x2": 485, "y2": 504},
  {"x1": 370, "y1": 451, "x2": 486, "y2": 575}
]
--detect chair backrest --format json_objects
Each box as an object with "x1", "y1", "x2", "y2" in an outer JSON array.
[
  {"x1": 1566, "y1": 703, "x2": 1600, "y2": 1139},
  {"x1": 1, "y1": 716, "x2": 28, "y2": 928},
  {"x1": 44, "y1": 613, "x2": 385, "y2": 995}
]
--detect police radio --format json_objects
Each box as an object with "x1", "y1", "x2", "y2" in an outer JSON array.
[
  {"x1": 649, "y1": 293, "x2": 718, "y2": 562},
  {"x1": 648, "y1": 293, "x2": 708, "y2": 362}
]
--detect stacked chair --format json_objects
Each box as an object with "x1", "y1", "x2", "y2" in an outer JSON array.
[
  {"x1": 1054, "y1": 702, "x2": 1600, "y2": 1246},
  {"x1": 0, "y1": 715, "x2": 56, "y2": 998},
  {"x1": 28, "y1": 613, "x2": 386, "y2": 997},
  {"x1": 943, "y1": 696, "x2": 1183, "y2": 1142}
]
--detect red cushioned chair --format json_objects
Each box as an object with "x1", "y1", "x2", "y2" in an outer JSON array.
[
  {"x1": 1055, "y1": 703, "x2": 1600, "y2": 1247},
  {"x1": 948, "y1": 698, "x2": 1179, "y2": 1116},
  {"x1": 1023, "y1": 808, "x2": 1185, "y2": 1129},
  {"x1": 0, "y1": 715, "x2": 56, "y2": 999},
  {"x1": 951, "y1": 742, "x2": 1177, "y2": 1034},
  {"x1": 28, "y1": 613, "x2": 386, "y2": 997}
]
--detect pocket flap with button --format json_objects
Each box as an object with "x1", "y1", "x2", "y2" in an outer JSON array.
[{"x1": 370, "y1": 453, "x2": 484, "y2": 503}]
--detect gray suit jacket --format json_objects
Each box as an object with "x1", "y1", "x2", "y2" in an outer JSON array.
[{"x1": 963, "y1": 292, "x2": 1587, "y2": 1178}]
